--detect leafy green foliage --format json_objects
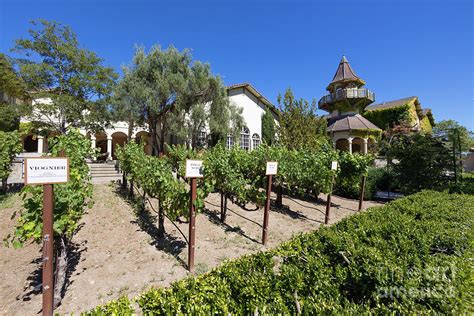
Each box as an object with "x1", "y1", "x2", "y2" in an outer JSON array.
[
  {"x1": 0, "y1": 130, "x2": 22, "y2": 191},
  {"x1": 204, "y1": 143, "x2": 339, "y2": 206},
  {"x1": 90, "y1": 191, "x2": 473, "y2": 314},
  {"x1": 386, "y1": 133, "x2": 452, "y2": 195},
  {"x1": 364, "y1": 166, "x2": 398, "y2": 197},
  {"x1": 121, "y1": 141, "x2": 364, "y2": 216},
  {"x1": 264, "y1": 144, "x2": 338, "y2": 196},
  {"x1": 205, "y1": 145, "x2": 267, "y2": 206},
  {"x1": 5, "y1": 129, "x2": 94, "y2": 248},
  {"x1": 420, "y1": 115, "x2": 433, "y2": 133},
  {"x1": 13, "y1": 19, "x2": 118, "y2": 133},
  {"x1": 433, "y1": 119, "x2": 473, "y2": 152},
  {"x1": 116, "y1": 142, "x2": 211, "y2": 220},
  {"x1": 0, "y1": 53, "x2": 29, "y2": 132},
  {"x1": 113, "y1": 45, "x2": 242, "y2": 154},
  {"x1": 334, "y1": 152, "x2": 374, "y2": 198},
  {"x1": 83, "y1": 296, "x2": 134, "y2": 316},
  {"x1": 277, "y1": 88, "x2": 328, "y2": 150},
  {"x1": 261, "y1": 107, "x2": 276, "y2": 145},
  {"x1": 362, "y1": 103, "x2": 413, "y2": 130}
]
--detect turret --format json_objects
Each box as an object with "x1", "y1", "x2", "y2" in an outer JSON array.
[{"x1": 318, "y1": 56, "x2": 375, "y2": 115}]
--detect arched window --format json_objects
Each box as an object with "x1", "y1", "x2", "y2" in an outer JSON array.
[
  {"x1": 252, "y1": 133, "x2": 261, "y2": 149},
  {"x1": 240, "y1": 127, "x2": 250, "y2": 151},
  {"x1": 226, "y1": 134, "x2": 234, "y2": 149}
]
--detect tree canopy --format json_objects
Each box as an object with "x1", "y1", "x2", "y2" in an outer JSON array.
[
  {"x1": 113, "y1": 45, "x2": 242, "y2": 154},
  {"x1": 0, "y1": 53, "x2": 29, "y2": 132},
  {"x1": 386, "y1": 133, "x2": 453, "y2": 194},
  {"x1": 432, "y1": 119, "x2": 473, "y2": 152},
  {"x1": 13, "y1": 19, "x2": 118, "y2": 134},
  {"x1": 277, "y1": 88, "x2": 328, "y2": 150}
]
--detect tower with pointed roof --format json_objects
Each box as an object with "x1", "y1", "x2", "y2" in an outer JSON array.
[{"x1": 319, "y1": 56, "x2": 382, "y2": 154}]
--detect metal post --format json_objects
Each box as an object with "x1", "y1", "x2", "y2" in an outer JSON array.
[
  {"x1": 453, "y1": 140, "x2": 457, "y2": 185},
  {"x1": 358, "y1": 175, "x2": 367, "y2": 212},
  {"x1": 262, "y1": 174, "x2": 272, "y2": 245},
  {"x1": 456, "y1": 128, "x2": 463, "y2": 181},
  {"x1": 325, "y1": 175, "x2": 334, "y2": 224},
  {"x1": 188, "y1": 178, "x2": 197, "y2": 272},
  {"x1": 42, "y1": 184, "x2": 54, "y2": 316}
]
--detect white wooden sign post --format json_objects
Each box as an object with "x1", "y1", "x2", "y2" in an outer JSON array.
[
  {"x1": 185, "y1": 159, "x2": 203, "y2": 272},
  {"x1": 262, "y1": 161, "x2": 278, "y2": 245},
  {"x1": 24, "y1": 157, "x2": 69, "y2": 316}
]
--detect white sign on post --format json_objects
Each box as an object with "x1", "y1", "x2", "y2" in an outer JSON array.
[
  {"x1": 331, "y1": 161, "x2": 338, "y2": 170},
  {"x1": 24, "y1": 157, "x2": 69, "y2": 185},
  {"x1": 185, "y1": 160, "x2": 204, "y2": 178},
  {"x1": 266, "y1": 161, "x2": 278, "y2": 175}
]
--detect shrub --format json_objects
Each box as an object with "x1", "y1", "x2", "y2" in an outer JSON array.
[
  {"x1": 334, "y1": 152, "x2": 374, "y2": 199},
  {"x1": 0, "y1": 130, "x2": 22, "y2": 192},
  {"x1": 387, "y1": 134, "x2": 452, "y2": 194},
  {"x1": 365, "y1": 167, "x2": 398, "y2": 198},
  {"x1": 84, "y1": 296, "x2": 134, "y2": 315},
  {"x1": 89, "y1": 190, "x2": 473, "y2": 314}
]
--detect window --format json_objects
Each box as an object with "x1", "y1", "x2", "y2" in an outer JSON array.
[
  {"x1": 23, "y1": 134, "x2": 38, "y2": 153},
  {"x1": 240, "y1": 127, "x2": 250, "y2": 151},
  {"x1": 252, "y1": 134, "x2": 261, "y2": 149},
  {"x1": 226, "y1": 134, "x2": 234, "y2": 149},
  {"x1": 196, "y1": 127, "x2": 207, "y2": 148}
]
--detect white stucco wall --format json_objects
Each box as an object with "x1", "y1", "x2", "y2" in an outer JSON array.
[
  {"x1": 21, "y1": 86, "x2": 278, "y2": 153},
  {"x1": 228, "y1": 87, "x2": 269, "y2": 149}
]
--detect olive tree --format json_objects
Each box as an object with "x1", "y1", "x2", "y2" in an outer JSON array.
[{"x1": 113, "y1": 45, "x2": 242, "y2": 154}]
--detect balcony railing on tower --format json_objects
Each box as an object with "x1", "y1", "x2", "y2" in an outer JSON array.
[{"x1": 318, "y1": 88, "x2": 375, "y2": 108}]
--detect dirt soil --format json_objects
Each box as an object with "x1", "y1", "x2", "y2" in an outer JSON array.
[{"x1": 0, "y1": 184, "x2": 382, "y2": 315}]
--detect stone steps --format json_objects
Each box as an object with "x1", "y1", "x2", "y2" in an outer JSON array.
[{"x1": 88, "y1": 162, "x2": 122, "y2": 184}]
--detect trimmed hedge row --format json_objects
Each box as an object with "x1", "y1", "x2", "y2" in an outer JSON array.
[{"x1": 85, "y1": 191, "x2": 473, "y2": 315}]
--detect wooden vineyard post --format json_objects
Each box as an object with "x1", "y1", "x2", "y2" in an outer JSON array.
[
  {"x1": 325, "y1": 161, "x2": 338, "y2": 225},
  {"x1": 358, "y1": 175, "x2": 367, "y2": 212},
  {"x1": 220, "y1": 192, "x2": 227, "y2": 223},
  {"x1": 276, "y1": 184, "x2": 283, "y2": 208},
  {"x1": 185, "y1": 160, "x2": 204, "y2": 273},
  {"x1": 188, "y1": 177, "x2": 197, "y2": 273},
  {"x1": 263, "y1": 162, "x2": 278, "y2": 246},
  {"x1": 262, "y1": 174, "x2": 272, "y2": 246},
  {"x1": 42, "y1": 184, "x2": 54, "y2": 316},
  {"x1": 24, "y1": 157, "x2": 69, "y2": 315}
]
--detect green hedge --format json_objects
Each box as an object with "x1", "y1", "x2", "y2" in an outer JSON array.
[{"x1": 84, "y1": 191, "x2": 473, "y2": 315}]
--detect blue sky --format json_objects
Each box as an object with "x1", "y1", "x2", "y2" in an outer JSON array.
[{"x1": 1, "y1": 0, "x2": 473, "y2": 129}]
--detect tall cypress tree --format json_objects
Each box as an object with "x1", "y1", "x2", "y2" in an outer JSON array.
[{"x1": 261, "y1": 107, "x2": 276, "y2": 145}]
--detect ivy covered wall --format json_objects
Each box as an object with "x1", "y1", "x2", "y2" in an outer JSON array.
[
  {"x1": 362, "y1": 103, "x2": 413, "y2": 130},
  {"x1": 420, "y1": 116, "x2": 433, "y2": 134}
]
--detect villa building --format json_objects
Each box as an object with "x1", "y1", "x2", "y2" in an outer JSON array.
[
  {"x1": 15, "y1": 57, "x2": 435, "y2": 160},
  {"x1": 19, "y1": 83, "x2": 279, "y2": 160}
]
